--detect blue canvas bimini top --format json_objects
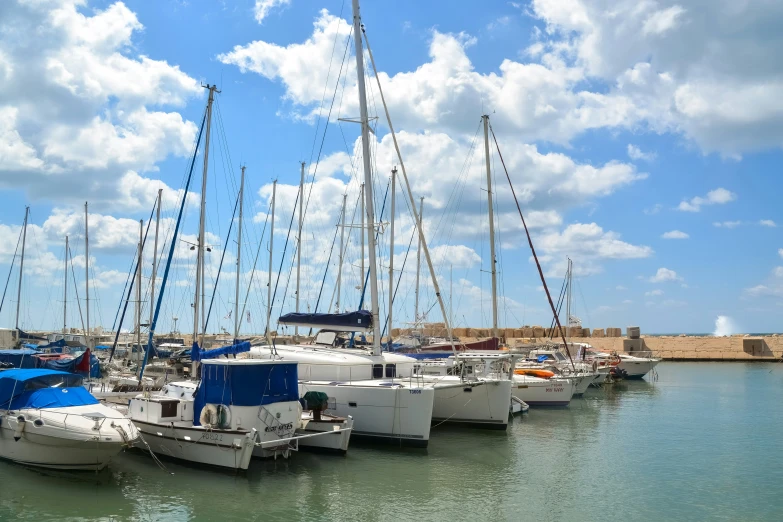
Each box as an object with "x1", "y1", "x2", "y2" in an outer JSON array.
[
  {"x1": 192, "y1": 360, "x2": 299, "y2": 426},
  {"x1": 278, "y1": 310, "x2": 373, "y2": 332},
  {"x1": 0, "y1": 369, "x2": 98, "y2": 410}
]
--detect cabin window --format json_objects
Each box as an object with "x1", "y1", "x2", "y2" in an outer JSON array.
[
  {"x1": 385, "y1": 364, "x2": 396, "y2": 378},
  {"x1": 372, "y1": 364, "x2": 383, "y2": 378},
  {"x1": 160, "y1": 400, "x2": 179, "y2": 418}
]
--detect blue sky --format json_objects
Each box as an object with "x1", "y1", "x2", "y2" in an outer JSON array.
[{"x1": 0, "y1": 0, "x2": 780, "y2": 336}]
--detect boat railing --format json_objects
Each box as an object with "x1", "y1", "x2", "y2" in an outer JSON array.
[{"x1": 23, "y1": 407, "x2": 119, "y2": 436}]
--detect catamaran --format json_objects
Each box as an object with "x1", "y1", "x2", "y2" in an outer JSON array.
[{"x1": 247, "y1": 0, "x2": 522, "y2": 440}]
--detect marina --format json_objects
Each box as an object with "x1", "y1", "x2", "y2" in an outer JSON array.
[
  {"x1": 0, "y1": 0, "x2": 780, "y2": 519},
  {"x1": 0, "y1": 362, "x2": 781, "y2": 521}
]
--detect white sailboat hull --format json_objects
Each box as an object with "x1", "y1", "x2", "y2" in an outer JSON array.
[
  {"x1": 618, "y1": 358, "x2": 659, "y2": 379},
  {"x1": 298, "y1": 381, "x2": 434, "y2": 447},
  {"x1": 571, "y1": 374, "x2": 596, "y2": 396},
  {"x1": 511, "y1": 376, "x2": 575, "y2": 407},
  {"x1": 430, "y1": 379, "x2": 511, "y2": 429}
]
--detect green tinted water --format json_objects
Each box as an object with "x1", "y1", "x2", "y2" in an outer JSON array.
[{"x1": 1, "y1": 362, "x2": 782, "y2": 521}]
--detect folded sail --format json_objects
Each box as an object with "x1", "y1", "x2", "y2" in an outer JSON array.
[
  {"x1": 191, "y1": 340, "x2": 251, "y2": 361},
  {"x1": 278, "y1": 310, "x2": 372, "y2": 333}
]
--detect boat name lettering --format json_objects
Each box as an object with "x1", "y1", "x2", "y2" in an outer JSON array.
[
  {"x1": 545, "y1": 388, "x2": 564, "y2": 393},
  {"x1": 265, "y1": 422, "x2": 294, "y2": 433},
  {"x1": 409, "y1": 389, "x2": 422, "y2": 394},
  {"x1": 201, "y1": 433, "x2": 224, "y2": 441}
]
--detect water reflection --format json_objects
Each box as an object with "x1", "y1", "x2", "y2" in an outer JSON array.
[{"x1": 2, "y1": 363, "x2": 783, "y2": 521}]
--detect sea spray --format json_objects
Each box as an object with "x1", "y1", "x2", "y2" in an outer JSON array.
[{"x1": 713, "y1": 315, "x2": 739, "y2": 336}]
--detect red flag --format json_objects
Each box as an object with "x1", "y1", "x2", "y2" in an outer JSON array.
[{"x1": 76, "y1": 347, "x2": 91, "y2": 373}]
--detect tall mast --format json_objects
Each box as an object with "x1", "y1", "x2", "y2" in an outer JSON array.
[
  {"x1": 336, "y1": 193, "x2": 347, "y2": 313},
  {"x1": 483, "y1": 115, "x2": 499, "y2": 340},
  {"x1": 234, "y1": 166, "x2": 245, "y2": 341},
  {"x1": 450, "y1": 264, "x2": 453, "y2": 328},
  {"x1": 15, "y1": 206, "x2": 29, "y2": 336},
  {"x1": 360, "y1": 182, "x2": 365, "y2": 288},
  {"x1": 351, "y1": 0, "x2": 382, "y2": 355},
  {"x1": 362, "y1": 28, "x2": 458, "y2": 352},
  {"x1": 266, "y1": 180, "x2": 277, "y2": 344},
  {"x1": 566, "y1": 257, "x2": 572, "y2": 342},
  {"x1": 63, "y1": 236, "x2": 68, "y2": 333},
  {"x1": 193, "y1": 84, "x2": 218, "y2": 347},
  {"x1": 388, "y1": 167, "x2": 396, "y2": 344},
  {"x1": 414, "y1": 197, "x2": 423, "y2": 328},
  {"x1": 295, "y1": 161, "x2": 305, "y2": 340},
  {"x1": 136, "y1": 219, "x2": 143, "y2": 352},
  {"x1": 150, "y1": 189, "x2": 162, "y2": 333},
  {"x1": 84, "y1": 202, "x2": 90, "y2": 349}
]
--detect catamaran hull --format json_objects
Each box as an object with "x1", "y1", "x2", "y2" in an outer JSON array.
[
  {"x1": 298, "y1": 382, "x2": 434, "y2": 447},
  {"x1": 430, "y1": 380, "x2": 512, "y2": 429},
  {"x1": 0, "y1": 423, "x2": 124, "y2": 471},
  {"x1": 132, "y1": 421, "x2": 255, "y2": 471}
]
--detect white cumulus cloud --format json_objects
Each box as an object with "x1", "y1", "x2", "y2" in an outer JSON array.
[
  {"x1": 649, "y1": 267, "x2": 681, "y2": 283},
  {"x1": 678, "y1": 188, "x2": 736, "y2": 212},
  {"x1": 662, "y1": 230, "x2": 689, "y2": 239}
]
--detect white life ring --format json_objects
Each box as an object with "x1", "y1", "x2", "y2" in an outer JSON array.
[{"x1": 200, "y1": 404, "x2": 231, "y2": 429}]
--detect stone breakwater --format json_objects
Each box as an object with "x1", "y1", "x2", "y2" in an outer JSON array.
[
  {"x1": 391, "y1": 324, "x2": 783, "y2": 361},
  {"x1": 550, "y1": 335, "x2": 783, "y2": 361}
]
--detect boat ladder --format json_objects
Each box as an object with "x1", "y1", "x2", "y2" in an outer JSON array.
[{"x1": 257, "y1": 407, "x2": 298, "y2": 456}]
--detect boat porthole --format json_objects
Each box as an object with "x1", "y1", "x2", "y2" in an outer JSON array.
[
  {"x1": 140, "y1": 407, "x2": 144, "y2": 412},
  {"x1": 276, "y1": 412, "x2": 281, "y2": 418},
  {"x1": 34, "y1": 419, "x2": 44, "y2": 427},
  {"x1": 349, "y1": 402, "x2": 357, "y2": 408}
]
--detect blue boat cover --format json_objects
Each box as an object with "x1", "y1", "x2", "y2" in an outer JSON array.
[
  {"x1": 16, "y1": 329, "x2": 46, "y2": 341},
  {"x1": 192, "y1": 361, "x2": 299, "y2": 426},
  {"x1": 40, "y1": 351, "x2": 102, "y2": 379},
  {"x1": 37, "y1": 339, "x2": 67, "y2": 349},
  {"x1": 191, "y1": 341, "x2": 250, "y2": 361},
  {"x1": 278, "y1": 310, "x2": 373, "y2": 332},
  {"x1": 0, "y1": 369, "x2": 96, "y2": 409},
  {"x1": 35, "y1": 339, "x2": 70, "y2": 353},
  {"x1": 0, "y1": 349, "x2": 39, "y2": 369}
]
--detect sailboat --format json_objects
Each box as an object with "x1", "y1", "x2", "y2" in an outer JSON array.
[
  {"x1": 249, "y1": 0, "x2": 515, "y2": 436},
  {"x1": 127, "y1": 86, "x2": 349, "y2": 471},
  {"x1": 246, "y1": 0, "x2": 436, "y2": 446},
  {"x1": 0, "y1": 207, "x2": 44, "y2": 348}
]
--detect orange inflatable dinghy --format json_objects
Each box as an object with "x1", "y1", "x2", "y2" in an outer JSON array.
[{"x1": 514, "y1": 368, "x2": 555, "y2": 379}]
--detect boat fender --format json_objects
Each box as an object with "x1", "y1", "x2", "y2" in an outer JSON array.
[
  {"x1": 200, "y1": 404, "x2": 218, "y2": 428},
  {"x1": 14, "y1": 415, "x2": 25, "y2": 441},
  {"x1": 216, "y1": 405, "x2": 231, "y2": 429},
  {"x1": 592, "y1": 361, "x2": 598, "y2": 372},
  {"x1": 200, "y1": 404, "x2": 231, "y2": 429}
]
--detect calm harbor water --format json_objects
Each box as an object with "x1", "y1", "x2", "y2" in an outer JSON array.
[{"x1": 1, "y1": 362, "x2": 782, "y2": 521}]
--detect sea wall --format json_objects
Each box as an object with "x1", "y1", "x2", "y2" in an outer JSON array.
[
  {"x1": 392, "y1": 324, "x2": 783, "y2": 361},
  {"x1": 548, "y1": 335, "x2": 783, "y2": 361}
]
